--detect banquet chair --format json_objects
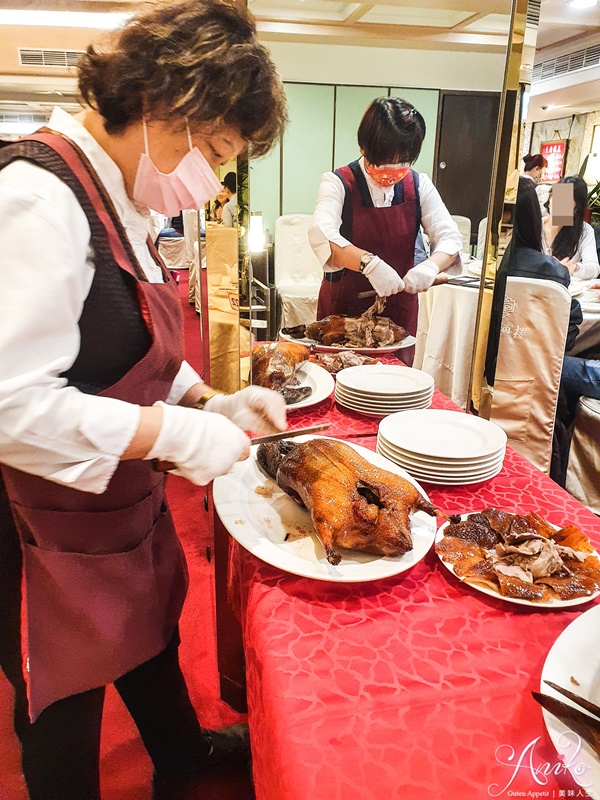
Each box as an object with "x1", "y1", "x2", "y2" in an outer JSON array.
[
  {"x1": 450, "y1": 214, "x2": 472, "y2": 255},
  {"x1": 489, "y1": 276, "x2": 571, "y2": 474},
  {"x1": 476, "y1": 217, "x2": 488, "y2": 260},
  {"x1": 565, "y1": 397, "x2": 600, "y2": 514},
  {"x1": 274, "y1": 213, "x2": 323, "y2": 329},
  {"x1": 157, "y1": 232, "x2": 193, "y2": 271}
]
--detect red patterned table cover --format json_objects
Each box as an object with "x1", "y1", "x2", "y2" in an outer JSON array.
[{"x1": 227, "y1": 389, "x2": 600, "y2": 800}]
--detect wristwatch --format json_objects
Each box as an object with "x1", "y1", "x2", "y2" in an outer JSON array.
[
  {"x1": 359, "y1": 252, "x2": 376, "y2": 273},
  {"x1": 194, "y1": 388, "x2": 224, "y2": 410}
]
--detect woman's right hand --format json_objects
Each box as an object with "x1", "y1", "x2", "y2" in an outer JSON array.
[
  {"x1": 560, "y1": 257, "x2": 578, "y2": 275},
  {"x1": 144, "y1": 402, "x2": 250, "y2": 485},
  {"x1": 362, "y1": 256, "x2": 405, "y2": 297}
]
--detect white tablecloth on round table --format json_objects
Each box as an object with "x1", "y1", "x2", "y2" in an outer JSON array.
[
  {"x1": 568, "y1": 304, "x2": 600, "y2": 356},
  {"x1": 414, "y1": 283, "x2": 480, "y2": 409}
]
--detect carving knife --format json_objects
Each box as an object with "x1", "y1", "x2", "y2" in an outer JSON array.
[{"x1": 153, "y1": 422, "x2": 331, "y2": 472}]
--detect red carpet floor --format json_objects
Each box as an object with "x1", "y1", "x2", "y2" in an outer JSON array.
[{"x1": 0, "y1": 271, "x2": 254, "y2": 800}]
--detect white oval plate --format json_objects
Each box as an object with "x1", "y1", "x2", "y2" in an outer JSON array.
[
  {"x1": 279, "y1": 331, "x2": 416, "y2": 355},
  {"x1": 336, "y1": 387, "x2": 433, "y2": 405},
  {"x1": 335, "y1": 390, "x2": 433, "y2": 410},
  {"x1": 336, "y1": 364, "x2": 434, "y2": 396},
  {"x1": 336, "y1": 396, "x2": 432, "y2": 417},
  {"x1": 213, "y1": 436, "x2": 436, "y2": 582},
  {"x1": 377, "y1": 435, "x2": 505, "y2": 471},
  {"x1": 376, "y1": 440, "x2": 504, "y2": 478},
  {"x1": 435, "y1": 514, "x2": 600, "y2": 608},
  {"x1": 540, "y1": 604, "x2": 600, "y2": 798},
  {"x1": 378, "y1": 409, "x2": 507, "y2": 461},
  {"x1": 282, "y1": 361, "x2": 334, "y2": 410},
  {"x1": 377, "y1": 446, "x2": 503, "y2": 485}
]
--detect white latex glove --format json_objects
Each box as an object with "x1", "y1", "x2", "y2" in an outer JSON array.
[
  {"x1": 204, "y1": 386, "x2": 287, "y2": 434},
  {"x1": 403, "y1": 259, "x2": 440, "y2": 294},
  {"x1": 145, "y1": 402, "x2": 250, "y2": 486},
  {"x1": 362, "y1": 256, "x2": 405, "y2": 297}
]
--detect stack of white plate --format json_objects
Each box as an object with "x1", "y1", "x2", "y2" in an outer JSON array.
[
  {"x1": 335, "y1": 364, "x2": 434, "y2": 416},
  {"x1": 377, "y1": 408, "x2": 507, "y2": 485}
]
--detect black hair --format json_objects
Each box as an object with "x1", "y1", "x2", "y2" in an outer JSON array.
[
  {"x1": 357, "y1": 97, "x2": 425, "y2": 166},
  {"x1": 514, "y1": 176, "x2": 543, "y2": 251},
  {"x1": 222, "y1": 171, "x2": 237, "y2": 193},
  {"x1": 550, "y1": 175, "x2": 587, "y2": 261},
  {"x1": 522, "y1": 153, "x2": 547, "y2": 173}
]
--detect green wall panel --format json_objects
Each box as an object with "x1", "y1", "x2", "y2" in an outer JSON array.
[
  {"x1": 249, "y1": 140, "x2": 280, "y2": 240},
  {"x1": 388, "y1": 87, "x2": 440, "y2": 178},
  {"x1": 282, "y1": 83, "x2": 335, "y2": 216},
  {"x1": 333, "y1": 85, "x2": 388, "y2": 169}
]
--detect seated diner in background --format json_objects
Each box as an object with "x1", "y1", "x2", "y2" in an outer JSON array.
[
  {"x1": 543, "y1": 174, "x2": 600, "y2": 281},
  {"x1": 308, "y1": 97, "x2": 462, "y2": 349}
]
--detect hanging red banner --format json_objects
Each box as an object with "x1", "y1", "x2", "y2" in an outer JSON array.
[{"x1": 540, "y1": 140, "x2": 567, "y2": 183}]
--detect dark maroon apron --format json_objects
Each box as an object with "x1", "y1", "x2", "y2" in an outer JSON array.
[
  {"x1": 0, "y1": 131, "x2": 188, "y2": 721},
  {"x1": 317, "y1": 162, "x2": 420, "y2": 337}
]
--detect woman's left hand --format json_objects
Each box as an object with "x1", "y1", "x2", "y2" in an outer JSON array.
[
  {"x1": 403, "y1": 259, "x2": 440, "y2": 293},
  {"x1": 204, "y1": 386, "x2": 288, "y2": 434}
]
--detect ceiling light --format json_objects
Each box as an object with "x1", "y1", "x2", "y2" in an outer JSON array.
[
  {"x1": 567, "y1": 0, "x2": 598, "y2": 9},
  {"x1": 521, "y1": 63, "x2": 532, "y2": 69},
  {"x1": 0, "y1": 9, "x2": 131, "y2": 29}
]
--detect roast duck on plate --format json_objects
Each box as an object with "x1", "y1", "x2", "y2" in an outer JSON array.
[
  {"x1": 282, "y1": 297, "x2": 406, "y2": 348},
  {"x1": 436, "y1": 508, "x2": 600, "y2": 602},
  {"x1": 257, "y1": 437, "x2": 437, "y2": 565},
  {"x1": 252, "y1": 341, "x2": 313, "y2": 405}
]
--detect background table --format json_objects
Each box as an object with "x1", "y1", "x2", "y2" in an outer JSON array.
[{"x1": 216, "y1": 371, "x2": 599, "y2": 800}]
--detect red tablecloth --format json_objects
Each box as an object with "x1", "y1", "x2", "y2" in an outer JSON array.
[{"x1": 227, "y1": 382, "x2": 600, "y2": 800}]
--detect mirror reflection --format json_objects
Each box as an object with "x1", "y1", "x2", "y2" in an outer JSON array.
[
  {"x1": 236, "y1": 0, "x2": 514, "y2": 398},
  {"x1": 481, "y1": 0, "x2": 600, "y2": 498}
]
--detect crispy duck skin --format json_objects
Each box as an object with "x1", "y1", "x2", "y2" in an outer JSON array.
[
  {"x1": 252, "y1": 342, "x2": 313, "y2": 404},
  {"x1": 257, "y1": 438, "x2": 437, "y2": 565},
  {"x1": 436, "y1": 509, "x2": 600, "y2": 601}
]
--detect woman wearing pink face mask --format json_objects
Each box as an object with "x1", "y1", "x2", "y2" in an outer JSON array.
[
  {"x1": 309, "y1": 97, "x2": 462, "y2": 357},
  {"x1": 0, "y1": 1, "x2": 287, "y2": 798}
]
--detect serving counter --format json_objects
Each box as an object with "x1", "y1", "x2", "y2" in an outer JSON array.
[{"x1": 212, "y1": 356, "x2": 599, "y2": 800}]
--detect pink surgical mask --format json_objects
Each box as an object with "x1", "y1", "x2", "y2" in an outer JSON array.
[
  {"x1": 133, "y1": 119, "x2": 223, "y2": 215},
  {"x1": 365, "y1": 160, "x2": 410, "y2": 187}
]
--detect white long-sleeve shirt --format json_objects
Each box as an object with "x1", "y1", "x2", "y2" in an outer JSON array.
[
  {"x1": 309, "y1": 157, "x2": 463, "y2": 269},
  {"x1": 542, "y1": 220, "x2": 599, "y2": 281},
  {"x1": 0, "y1": 107, "x2": 201, "y2": 493}
]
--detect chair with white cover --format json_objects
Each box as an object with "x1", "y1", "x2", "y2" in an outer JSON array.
[
  {"x1": 565, "y1": 397, "x2": 600, "y2": 514},
  {"x1": 476, "y1": 217, "x2": 488, "y2": 261},
  {"x1": 182, "y1": 209, "x2": 200, "y2": 305},
  {"x1": 489, "y1": 276, "x2": 571, "y2": 474},
  {"x1": 274, "y1": 213, "x2": 323, "y2": 329},
  {"x1": 158, "y1": 234, "x2": 193, "y2": 271},
  {"x1": 451, "y1": 215, "x2": 472, "y2": 255}
]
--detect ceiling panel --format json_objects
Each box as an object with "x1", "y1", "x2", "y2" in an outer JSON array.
[
  {"x1": 356, "y1": 6, "x2": 473, "y2": 26},
  {"x1": 248, "y1": 0, "x2": 360, "y2": 23},
  {"x1": 461, "y1": 14, "x2": 513, "y2": 33}
]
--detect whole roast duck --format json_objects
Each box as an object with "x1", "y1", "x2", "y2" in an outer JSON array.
[
  {"x1": 257, "y1": 438, "x2": 437, "y2": 565},
  {"x1": 252, "y1": 341, "x2": 313, "y2": 405},
  {"x1": 283, "y1": 298, "x2": 406, "y2": 348}
]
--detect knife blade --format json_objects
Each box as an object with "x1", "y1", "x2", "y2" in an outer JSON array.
[
  {"x1": 153, "y1": 422, "x2": 331, "y2": 473},
  {"x1": 251, "y1": 422, "x2": 330, "y2": 445}
]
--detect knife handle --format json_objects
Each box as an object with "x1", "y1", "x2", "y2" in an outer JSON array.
[{"x1": 153, "y1": 458, "x2": 177, "y2": 473}]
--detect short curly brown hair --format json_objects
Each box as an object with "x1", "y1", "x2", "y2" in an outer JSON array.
[{"x1": 78, "y1": 0, "x2": 287, "y2": 157}]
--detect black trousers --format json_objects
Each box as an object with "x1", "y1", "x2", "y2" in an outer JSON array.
[{"x1": 0, "y1": 475, "x2": 209, "y2": 800}]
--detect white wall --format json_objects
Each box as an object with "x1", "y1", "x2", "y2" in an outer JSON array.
[{"x1": 260, "y1": 40, "x2": 507, "y2": 92}]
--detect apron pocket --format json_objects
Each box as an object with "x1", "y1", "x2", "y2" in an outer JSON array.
[
  {"x1": 14, "y1": 497, "x2": 188, "y2": 721},
  {"x1": 11, "y1": 487, "x2": 162, "y2": 554}
]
